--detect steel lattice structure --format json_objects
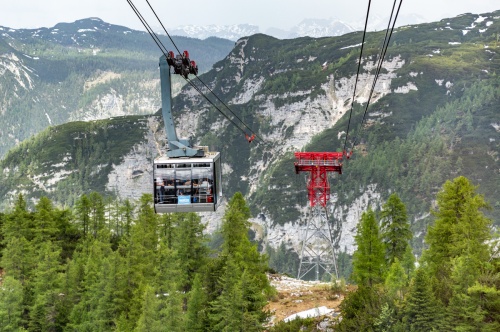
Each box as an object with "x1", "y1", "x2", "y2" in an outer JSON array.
[{"x1": 294, "y1": 152, "x2": 344, "y2": 280}]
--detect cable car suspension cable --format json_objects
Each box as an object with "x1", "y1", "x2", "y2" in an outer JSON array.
[
  {"x1": 128, "y1": 0, "x2": 261, "y2": 145},
  {"x1": 184, "y1": 78, "x2": 254, "y2": 138},
  {"x1": 350, "y1": 0, "x2": 403, "y2": 151},
  {"x1": 127, "y1": 1, "x2": 252, "y2": 139},
  {"x1": 126, "y1": 0, "x2": 169, "y2": 56},
  {"x1": 192, "y1": 75, "x2": 265, "y2": 143},
  {"x1": 342, "y1": 0, "x2": 372, "y2": 155},
  {"x1": 144, "y1": 0, "x2": 263, "y2": 144}
]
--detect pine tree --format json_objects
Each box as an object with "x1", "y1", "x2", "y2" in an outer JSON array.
[
  {"x1": 1, "y1": 194, "x2": 33, "y2": 245},
  {"x1": 374, "y1": 302, "x2": 398, "y2": 332},
  {"x1": 466, "y1": 276, "x2": 500, "y2": 331},
  {"x1": 209, "y1": 257, "x2": 245, "y2": 332},
  {"x1": 159, "y1": 282, "x2": 185, "y2": 332},
  {"x1": 352, "y1": 207, "x2": 386, "y2": 287},
  {"x1": 175, "y1": 213, "x2": 208, "y2": 296},
  {"x1": 380, "y1": 193, "x2": 412, "y2": 265},
  {"x1": 94, "y1": 253, "x2": 122, "y2": 331},
  {"x1": 0, "y1": 276, "x2": 24, "y2": 331},
  {"x1": 422, "y1": 176, "x2": 492, "y2": 304},
  {"x1": 336, "y1": 285, "x2": 381, "y2": 331},
  {"x1": 75, "y1": 194, "x2": 91, "y2": 237},
  {"x1": 446, "y1": 255, "x2": 500, "y2": 331},
  {"x1": 385, "y1": 258, "x2": 407, "y2": 301},
  {"x1": 57, "y1": 248, "x2": 86, "y2": 330},
  {"x1": 240, "y1": 268, "x2": 269, "y2": 331},
  {"x1": 185, "y1": 274, "x2": 207, "y2": 332},
  {"x1": 401, "y1": 244, "x2": 416, "y2": 281},
  {"x1": 32, "y1": 197, "x2": 59, "y2": 245},
  {"x1": 404, "y1": 268, "x2": 441, "y2": 332},
  {"x1": 221, "y1": 192, "x2": 270, "y2": 294},
  {"x1": 221, "y1": 192, "x2": 252, "y2": 256},
  {"x1": 115, "y1": 194, "x2": 159, "y2": 330},
  {"x1": 1, "y1": 236, "x2": 33, "y2": 283},
  {"x1": 208, "y1": 192, "x2": 271, "y2": 331},
  {"x1": 158, "y1": 213, "x2": 176, "y2": 249},
  {"x1": 135, "y1": 285, "x2": 162, "y2": 332},
  {"x1": 154, "y1": 230, "x2": 185, "y2": 331},
  {"x1": 52, "y1": 207, "x2": 80, "y2": 261},
  {"x1": 68, "y1": 237, "x2": 117, "y2": 331},
  {"x1": 88, "y1": 192, "x2": 106, "y2": 239},
  {"x1": 119, "y1": 199, "x2": 134, "y2": 238},
  {"x1": 28, "y1": 241, "x2": 63, "y2": 332}
]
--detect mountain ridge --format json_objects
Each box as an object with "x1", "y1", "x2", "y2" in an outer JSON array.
[
  {"x1": 160, "y1": 12, "x2": 431, "y2": 41},
  {"x1": 0, "y1": 18, "x2": 234, "y2": 157},
  {"x1": 0, "y1": 11, "x2": 499, "y2": 257}
]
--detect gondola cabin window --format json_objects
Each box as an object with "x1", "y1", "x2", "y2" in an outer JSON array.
[{"x1": 153, "y1": 153, "x2": 221, "y2": 213}]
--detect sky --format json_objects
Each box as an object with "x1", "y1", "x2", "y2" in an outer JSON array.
[{"x1": 1, "y1": 0, "x2": 499, "y2": 31}]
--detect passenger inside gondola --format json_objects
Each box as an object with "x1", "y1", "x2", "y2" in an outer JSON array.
[
  {"x1": 154, "y1": 158, "x2": 220, "y2": 209},
  {"x1": 159, "y1": 181, "x2": 165, "y2": 203},
  {"x1": 165, "y1": 179, "x2": 176, "y2": 203}
]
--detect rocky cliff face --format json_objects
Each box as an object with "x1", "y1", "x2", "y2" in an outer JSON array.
[
  {"x1": 98, "y1": 42, "x2": 412, "y2": 254},
  {"x1": 2, "y1": 11, "x2": 499, "y2": 258}
]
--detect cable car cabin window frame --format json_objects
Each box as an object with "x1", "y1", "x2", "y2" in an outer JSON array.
[{"x1": 153, "y1": 153, "x2": 222, "y2": 213}]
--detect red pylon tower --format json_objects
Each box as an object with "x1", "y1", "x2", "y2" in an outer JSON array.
[{"x1": 294, "y1": 152, "x2": 344, "y2": 280}]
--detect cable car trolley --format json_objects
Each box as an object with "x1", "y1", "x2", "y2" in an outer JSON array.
[{"x1": 153, "y1": 52, "x2": 222, "y2": 213}]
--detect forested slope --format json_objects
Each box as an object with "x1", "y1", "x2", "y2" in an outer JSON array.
[
  {"x1": 0, "y1": 192, "x2": 273, "y2": 331},
  {"x1": 0, "y1": 18, "x2": 234, "y2": 157},
  {"x1": 0, "y1": 10, "x2": 500, "y2": 331},
  {"x1": 0, "y1": 11, "x2": 499, "y2": 254}
]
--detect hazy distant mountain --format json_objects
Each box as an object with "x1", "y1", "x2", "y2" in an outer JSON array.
[
  {"x1": 167, "y1": 19, "x2": 355, "y2": 41},
  {"x1": 350, "y1": 13, "x2": 428, "y2": 31},
  {"x1": 167, "y1": 24, "x2": 259, "y2": 41},
  {"x1": 167, "y1": 14, "x2": 429, "y2": 40},
  {"x1": 288, "y1": 19, "x2": 355, "y2": 38}
]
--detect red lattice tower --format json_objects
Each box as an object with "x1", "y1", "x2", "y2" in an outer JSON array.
[
  {"x1": 294, "y1": 152, "x2": 344, "y2": 207},
  {"x1": 294, "y1": 151, "x2": 344, "y2": 280}
]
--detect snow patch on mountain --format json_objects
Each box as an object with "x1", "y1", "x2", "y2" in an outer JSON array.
[
  {"x1": 18, "y1": 156, "x2": 76, "y2": 194},
  {"x1": 394, "y1": 82, "x2": 418, "y2": 94}
]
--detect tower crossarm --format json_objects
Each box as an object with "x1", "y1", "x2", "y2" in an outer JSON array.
[
  {"x1": 294, "y1": 152, "x2": 343, "y2": 208},
  {"x1": 294, "y1": 152, "x2": 343, "y2": 174}
]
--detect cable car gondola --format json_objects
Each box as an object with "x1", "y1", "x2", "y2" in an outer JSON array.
[
  {"x1": 154, "y1": 53, "x2": 222, "y2": 213},
  {"x1": 154, "y1": 152, "x2": 222, "y2": 213}
]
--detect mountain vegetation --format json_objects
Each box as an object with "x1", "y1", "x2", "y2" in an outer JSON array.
[
  {"x1": 0, "y1": 18, "x2": 234, "y2": 157},
  {"x1": 2, "y1": 175, "x2": 496, "y2": 330},
  {"x1": 336, "y1": 176, "x2": 500, "y2": 332},
  {"x1": 0, "y1": 191, "x2": 274, "y2": 331},
  {"x1": 0, "y1": 10, "x2": 499, "y2": 283}
]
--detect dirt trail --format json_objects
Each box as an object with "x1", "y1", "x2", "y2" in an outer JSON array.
[{"x1": 265, "y1": 274, "x2": 351, "y2": 325}]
